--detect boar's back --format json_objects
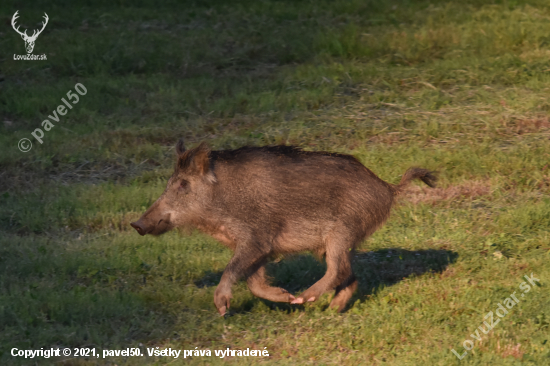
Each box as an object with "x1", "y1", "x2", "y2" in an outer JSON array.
[{"x1": 207, "y1": 145, "x2": 395, "y2": 223}]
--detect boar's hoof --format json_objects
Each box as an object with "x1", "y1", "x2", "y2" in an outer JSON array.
[
  {"x1": 290, "y1": 296, "x2": 316, "y2": 305},
  {"x1": 214, "y1": 289, "x2": 232, "y2": 316}
]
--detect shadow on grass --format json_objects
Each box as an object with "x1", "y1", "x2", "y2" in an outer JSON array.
[{"x1": 194, "y1": 248, "x2": 458, "y2": 314}]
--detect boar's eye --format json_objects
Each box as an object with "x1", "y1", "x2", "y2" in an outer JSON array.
[{"x1": 179, "y1": 179, "x2": 190, "y2": 192}]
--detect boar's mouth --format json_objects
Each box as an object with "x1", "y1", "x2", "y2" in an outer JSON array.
[{"x1": 130, "y1": 218, "x2": 173, "y2": 236}]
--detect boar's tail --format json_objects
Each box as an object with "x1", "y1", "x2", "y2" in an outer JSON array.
[{"x1": 393, "y1": 167, "x2": 437, "y2": 194}]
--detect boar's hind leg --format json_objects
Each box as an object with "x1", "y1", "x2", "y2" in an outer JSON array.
[
  {"x1": 247, "y1": 264, "x2": 295, "y2": 303},
  {"x1": 329, "y1": 273, "x2": 358, "y2": 312},
  {"x1": 214, "y1": 245, "x2": 269, "y2": 316},
  {"x1": 291, "y1": 242, "x2": 354, "y2": 308}
]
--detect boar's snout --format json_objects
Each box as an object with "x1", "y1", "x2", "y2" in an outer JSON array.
[
  {"x1": 131, "y1": 196, "x2": 174, "y2": 236},
  {"x1": 130, "y1": 220, "x2": 149, "y2": 236},
  {"x1": 130, "y1": 211, "x2": 173, "y2": 236}
]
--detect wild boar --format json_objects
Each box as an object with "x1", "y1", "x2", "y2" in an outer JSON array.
[{"x1": 131, "y1": 139, "x2": 436, "y2": 315}]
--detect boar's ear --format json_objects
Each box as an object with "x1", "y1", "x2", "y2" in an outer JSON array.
[
  {"x1": 178, "y1": 142, "x2": 213, "y2": 178},
  {"x1": 192, "y1": 142, "x2": 211, "y2": 176},
  {"x1": 176, "y1": 138, "x2": 186, "y2": 156}
]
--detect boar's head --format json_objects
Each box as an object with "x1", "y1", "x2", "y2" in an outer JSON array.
[{"x1": 130, "y1": 139, "x2": 216, "y2": 236}]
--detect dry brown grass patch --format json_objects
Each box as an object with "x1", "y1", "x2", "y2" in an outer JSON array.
[
  {"x1": 501, "y1": 116, "x2": 550, "y2": 135},
  {"x1": 497, "y1": 342, "x2": 524, "y2": 360},
  {"x1": 403, "y1": 180, "x2": 492, "y2": 205}
]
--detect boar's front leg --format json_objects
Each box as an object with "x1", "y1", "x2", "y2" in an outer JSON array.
[
  {"x1": 246, "y1": 263, "x2": 295, "y2": 303},
  {"x1": 214, "y1": 244, "x2": 269, "y2": 316}
]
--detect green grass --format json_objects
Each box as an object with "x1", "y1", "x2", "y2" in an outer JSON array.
[{"x1": 1, "y1": 0, "x2": 550, "y2": 364}]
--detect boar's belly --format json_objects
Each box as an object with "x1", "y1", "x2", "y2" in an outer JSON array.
[{"x1": 272, "y1": 221, "x2": 328, "y2": 255}]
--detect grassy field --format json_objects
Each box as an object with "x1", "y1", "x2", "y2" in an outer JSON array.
[{"x1": 1, "y1": 0, "x2": 550, "y2": 364}]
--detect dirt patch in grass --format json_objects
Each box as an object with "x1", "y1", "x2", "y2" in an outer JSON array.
[
  {"x1": 402, "y1": 180, "x2": 492, "y2": 206},
  {"x1": 501, "y1": 116, "x2": 550, "y2": 135},
  {"x1": 497, "y1": 342, "x2": 524, "y2": 360}
]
